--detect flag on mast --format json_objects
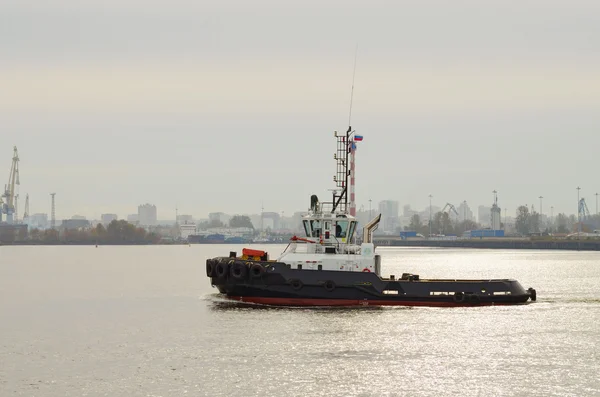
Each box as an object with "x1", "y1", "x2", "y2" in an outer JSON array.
[{"x1": 354, "y1": 135, "x2": 363, "y2": 141}]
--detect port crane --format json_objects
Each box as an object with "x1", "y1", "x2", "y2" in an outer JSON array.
[
  {"x1": 1, "y1": 146, "x2": 20, "y2": 224},
  {"x1": 574, "y1": 198, "x2": 594, "y2": 233},
  {"x1": 441, "y1": 203, "x2": 460, "y2": 219},
  {"x1": 579, "y1": 198, "x2": 591, "y2": 221},
  {"x1": 435, "y1": 203, "x2": 460, "y2": 235}
]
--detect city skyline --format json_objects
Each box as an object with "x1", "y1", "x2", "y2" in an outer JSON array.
[
  {"x1": 13, "y1": 192, "x2": 598, "y2": 224},
  {"x1": 3, "y1": 1, "x2": 599, "y2": 222}
]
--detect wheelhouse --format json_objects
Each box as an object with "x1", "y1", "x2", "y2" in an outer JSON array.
[{"x1": 302, "y1": 215, "x2": 358, "y2": 244}]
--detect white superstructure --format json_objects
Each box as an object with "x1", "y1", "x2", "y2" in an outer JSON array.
[{"x1": 276, "y1": 128, "x2": 381, "y2": 274}]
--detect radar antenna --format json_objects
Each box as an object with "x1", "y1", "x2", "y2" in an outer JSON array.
[{"x1": 330, "y1": 48, "x2": 362, "y2": 215}]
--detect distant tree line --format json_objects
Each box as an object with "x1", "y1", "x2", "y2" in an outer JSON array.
[
  {"x1": 26, "y1": 220, "x2": 161, "y2": 244},
  {"x1": 197, "y1": 215, "x2": 255, "y2": 231},
  {"x1": 515, "y1": 206, "x2": 541, "y2": 235},
  {"x1": 398, "y1": 206, "x2": 600, "y2": 237},
  {"x1": 403, "y1": 213, "x2": 480, "y2": 236},
  {"x1": 514, "y1": 205, "x2": 599, "y2": 235}
]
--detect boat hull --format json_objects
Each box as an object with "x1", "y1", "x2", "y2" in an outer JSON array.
[
  {"x1": 226, "y1": 296, "x2": 527, "y2": 307},
  {"x1": 206, "y1": 257, "x2": 536, "y2": 307}
]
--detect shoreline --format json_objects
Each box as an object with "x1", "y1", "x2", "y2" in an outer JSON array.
[
  {"x1": 0, "y1": 241, "x2": 285, "y2": 246},
  {"x1": 0, "y1": 241, "x2": 185, "y2": 246},
  {"x1": 3, "y1": 239, "x2": 600, "y2": 251},
  {"x1": 372, "y1": 237, "x2": 600, "y2": 251}
]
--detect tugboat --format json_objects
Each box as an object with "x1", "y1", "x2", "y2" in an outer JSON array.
[{"x1": 205, "y1": 127, "x2": 537, "y2": 307}]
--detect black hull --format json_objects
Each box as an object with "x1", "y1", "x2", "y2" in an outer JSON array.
[{"x1": 206, "y1": 257, "x2": 536, "y2": 307}]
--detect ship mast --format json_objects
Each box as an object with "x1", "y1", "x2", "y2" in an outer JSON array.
[
  {"x1": 332, "y1": 48, "x2": 360, "y2": 215},
  {"x1": 331, "y1": 127, "x2": 353, "y2": 213},
  {"x1": 349, "y1": 136, "x2": 356, "y2": 217}
]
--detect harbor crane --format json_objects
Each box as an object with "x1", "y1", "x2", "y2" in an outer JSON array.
[
  {"x1": 575, "y1": 198, "x2": 594, "y2": 233},
  {"x1": 441, "y1": 202, "x2": 460, "y2": 219},
  {"x1": 579, "y1": 198, "x2": 591, "y2": 221},
  {"x1": 436, "y1": 202, "x2": 460, "y2": 235},
  {"x1": 1, "y1": 146, "x2": 20, "y2": 224}
]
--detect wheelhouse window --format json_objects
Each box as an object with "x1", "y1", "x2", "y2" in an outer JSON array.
[
  {"x1": 347, "y1": 221, "x2": 357, "y2": 241},
  {"x1": 310, "y1": 219, "x2": 322, "y2": 237},
  {"x1": 335, "y1": 221, "x2": 349, "y2": 238},
  {"x1": 303, "y1": 220, "x2": 311, "y2": 237}
]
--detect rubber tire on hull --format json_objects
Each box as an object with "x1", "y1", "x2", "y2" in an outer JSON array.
[
  {"x1": 289, "y1": 279, "x2": 303, "y2": 290},
  {"x1": 324, "y1": 280, "x2": 336, "y2": 292},
  {"x1": 216, "y1": 262, "x2": 229, "y2": 279},
  {"x1": 206, "y1": 259, "x2": 216, "y2": 277},
  {"x1": 453, "y1": 292, "x2": 465, "y2": 303},
  {"x1": 250, "y1": 263, "x2": 265, "y2": 278},
  {"x1": 528, "y1": 287, "x2": 537, "y2": 301},
  {"x1": 231, "y1": 261, "x2": 248, "y2": 280}
]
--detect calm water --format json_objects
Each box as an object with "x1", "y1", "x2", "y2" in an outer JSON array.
[{"x1": 1, "y1": 245, "x2": 599, "y2": 397}]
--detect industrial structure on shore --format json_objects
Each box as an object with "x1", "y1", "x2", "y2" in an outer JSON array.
[
  {"x1": 1, "y1": 144, "x2": 598, "y2": 244},
  {"x1": 0, "y1": 147, "x2": 58, "y2": 235},
  {"x1": 0, "y1": 146, "x2": 28, "y2": 240},
  {"x1": 1, "y1": 147, "x2": 20, "y2": 224}
]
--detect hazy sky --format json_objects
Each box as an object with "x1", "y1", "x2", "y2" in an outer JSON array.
[{"x1": 2, "y1": 0, "x2": 599, "y2": 220}]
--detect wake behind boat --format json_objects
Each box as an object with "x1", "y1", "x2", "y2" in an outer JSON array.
[{"x1": 205, "y1": 127, "x2": 536, "y2": 307}]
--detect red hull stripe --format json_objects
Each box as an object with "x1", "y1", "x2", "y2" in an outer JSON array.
[{"x1": 227, "y1": 296, "x2": 523, "y2": 307}]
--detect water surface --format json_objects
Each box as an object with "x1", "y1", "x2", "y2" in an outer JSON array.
[{"x1": 1, "y1": 245, "x2": 599, "y2": 396}]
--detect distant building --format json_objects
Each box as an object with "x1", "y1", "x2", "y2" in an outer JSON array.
[
  {"x1": 101, "y1": 213, "x2": 118, "y2": 225},
  {"x1": 290, "y1": 212, "x2": 305, "y2": 233},
  {"x1": 378, "y1": 200, "x2": 399, "y2": 233},
  {"x1": 71, "y1": 215, "x2": 87, "y2": 220},
  {"x1": 179, "y1": 223, "x2": 197, "y2": 240},
  {"x1": 61, "y1": 219, "x2": 90, "y2": 230},
  {"x1": 397, "y1": 215, "x2": 412, "y2": 230},
  {"x1": 403, "y1": 205, "x2": 418, "y2": 218},
  {"x1": 456, "y1": 202, "x2": 474, "y2": 222},
  {"x1": 478, "y1": 206, "x2": 492, "y2": 227},
  {"x1": 127, "y1": 214, "x2": 139, "y2": 224},
  {"x1": 209, "y1": 212, "x2": 227, "y2": 221},
  {"x1": 28, "y1": 213, "x2": 48, "y2": 229},
  {"x1": 177, "y1": 214, "x2": 194, "y2": 224},
  {"x1": 262, "y1": 212, "x2": 280, "y2": 230},
  {"x1": 250, "y1": 214, "x2": 262, "y2": 230},
  {"x1": 138, "y1": 204, "x2": 157, "y2": 226},
  {"x1": 355, "y1": 208, "x2": 371, "y2": 233},
  {"x1": 209, "y1": 212, "x2": 231, "y2": 226},
  {"x1": 396, "y1": 206, "x2": 416, "y2": 230},
  {"x1": 491, "y1": 205, "x2": 501, "y2": 230},
  {"x1": 419, "y1": 205, "x2": 441, "y2": 223},
  {"x1": 490, "y1": 192, "x2": 502, "y2": 230},
  {"x1": 278, "y1": 215, "x2": 290, "y2": 231},
  {"x1": 262, "y1": 217, "x2": 275, "y2": 230}
]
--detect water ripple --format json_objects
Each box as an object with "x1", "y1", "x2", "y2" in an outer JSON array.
[{"x1": 1, "y1": 245, "x2": 599, "y2": 397}]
